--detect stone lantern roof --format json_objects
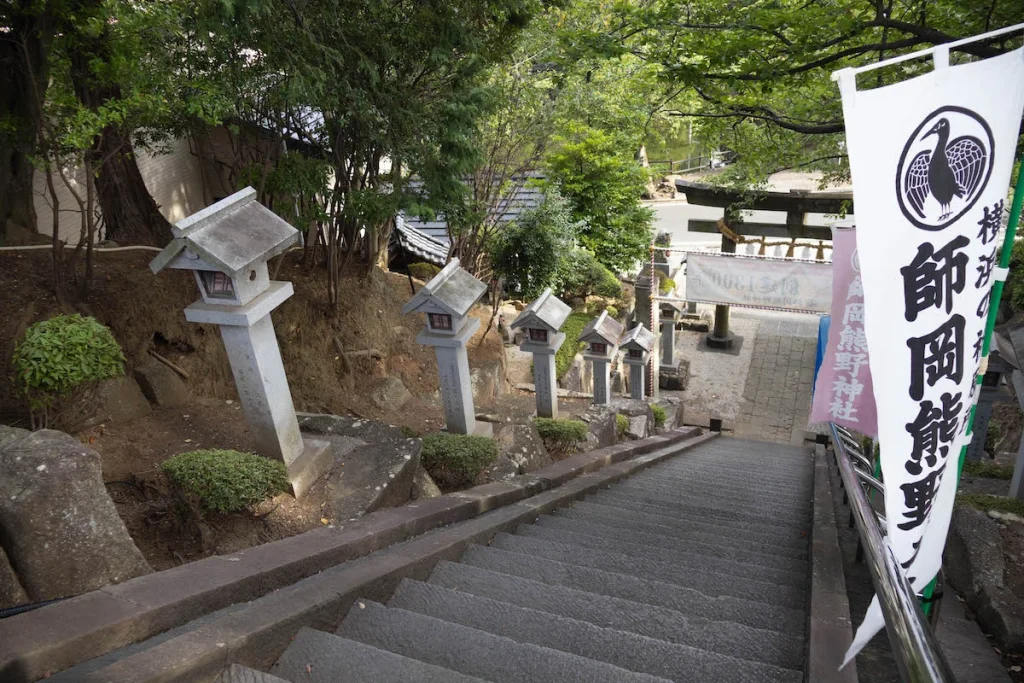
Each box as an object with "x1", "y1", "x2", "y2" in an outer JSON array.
[
  {"x1": 620, "y1": 324, "x2": 655, "y2": 354},
  {"x1": 510, "y1": 288, "x2": 571, "y2": 334},
  {"x1": 150, "y1": 187, "x2": 301, "y2": 279},
  {"x1": 578, "y1": 311, "x2": 624, "y2": 347},
  {"x1": 402, "y1": 258, "x2": 487, "y2": 318}
]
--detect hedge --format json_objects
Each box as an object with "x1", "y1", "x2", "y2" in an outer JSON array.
[{"x1": 420, "y1": 433, "x2": 498, "y2": 488}]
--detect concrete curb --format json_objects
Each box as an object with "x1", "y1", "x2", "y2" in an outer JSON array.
[
  {"x1": 0, "y1": 427, "x2": 701, "y2": 683},
  {"x1": 806, "y1": 444, "x2": 858, "y2": 682},
  {"x1": 46, "y1": 430, "x2": 717, "y2": 683}
]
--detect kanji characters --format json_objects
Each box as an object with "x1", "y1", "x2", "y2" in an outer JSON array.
[
  {"x1": 833, "y1": 352, "x2": 868, "y2": 378},
  {"x1": 828, "y1": 395, "x2": 858, "y2": 422},
  {"x1": 842, "y1": 303, "x2": 865, "y2": 325},
  {"x1": 900, "y1": 235, "x2": 969, "y2": 322},
  {"x1": 847, "y1": 276, "x2": 864, "y2": 299},
  {"x1": 977, "y1": 200, "x2": 1004, "y2": 246},
  {"x1": 976, "y1": 248, "x2": 997, "y2": 289},
  {"x1": 898, "y1": 464, "x2": 946, "y2": 531},
  {"x1": 906, "y1": 315, "x2": 964, "y2": 401},
  {"x1": 833, "y1": 375, "x2": 865, "y2": 402},
  {"x1": 838, "y1": 325, "x2": 869, "y2": 353},
  {"x1": 904, "y1": 392, "x2": 961, "y2": 475}
]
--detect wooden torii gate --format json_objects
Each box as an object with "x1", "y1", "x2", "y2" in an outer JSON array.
[{"x1": 675, "y1": 179, "x2": 854, "y2": 348}]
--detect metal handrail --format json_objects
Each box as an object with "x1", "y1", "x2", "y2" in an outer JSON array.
[{"x1": 829, "y1": 423, "x2": 955, "y2": 683}]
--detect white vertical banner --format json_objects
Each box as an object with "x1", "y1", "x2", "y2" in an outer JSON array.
[{"x1": 836, "y1": 44, "x2": 1024, "y2": 664}]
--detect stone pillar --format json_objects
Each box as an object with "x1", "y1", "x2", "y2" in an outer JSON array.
[
  {"x1": 635, "y1": 275, "x2": 655, "y2": 393},
  {"x1": 219, "y1": 316, "x2": 303, "y2": 462},
  {"x1": 661, "y1": 319, "x2": 676, "y2": 366},
  {"x1": 533, "y1": 349, "x2": 559, "y2": 418},
  {"x1": 417, "y1": 318, "x2": 481, "y2": 435},
  {"x1": 966, "y1": 397, "x2": 995, "y2": 463},
  {"x1": 1011, "y1": 434, "x2": 1024, "y2": 501},
  {"x1": 708, "y1": 229, "x2": 736, "y2": 349},
  {"x1": 593, "y1": 360, "x2": 610, "y2": 405},
  {"x1": 629, "y1": 363, "x2": 645, "y2": 400}
]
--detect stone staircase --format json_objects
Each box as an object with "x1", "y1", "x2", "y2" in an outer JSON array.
[{"x1": 229, "y1": 437, "x2": 814, "y2": 683}]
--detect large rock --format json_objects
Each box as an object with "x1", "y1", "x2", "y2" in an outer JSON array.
[
  {"x1": 133, "y1": 358, "x2": 190, "y2": 406},
  {"x1": 369, "y1": 377, "x2": 412, "y2": 411},
  {"x1": 560, "y1": 356, "x2": 592, "y2": 394},
  {"x1": 945, "y1": 506, "x2": 1024, "y2": 652},
  {"x1": 471, "y1": 359, "x2": 508, "y2": 403},
  {"x1": 411, "y1": 465, "x2": 442, "y2": 500},
  {"x1": 613, "y1": 399, "x2": 655, "y2": 441},
  {"x1": 298, "y1": 412, "x2": 405, "y2": 442},
  {"x1": 80, "y1": 376, "x2": 152, "y2": 428},
  {"x1": 653, "y1": 397, "x2": 682, "y2": 433},
  {"x1": 578, "y1": 405, "x2": 617, "y2": 448},
  {"x1": 483, "y1": 454, "x2": 520, "y2": 482},
  {"x1": 495, "y1": 421, "x2": 551, "y2": 473},
  {"x1": 658, "y1": 360, "x2": 690, "y2": 391},
  {"x1": 0, "y1": 428, "x2": 151, "y2": 601},
  {"x1": 0, "y1": 544, "x2": 28, "y2": 609}
]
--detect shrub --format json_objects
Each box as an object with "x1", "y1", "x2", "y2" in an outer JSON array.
[
  {"x1": 616, "y1": 413, "x2": 629, "y2": 437},
  {"x1": 651, "y1": 404, "x2": 667, "y2": 430},
  {"x1": 555, "y1": 249, "x2": 622, "y2": 302},
  {"x1": 161, "y1": 450, "x2": 290, "y2": 514},
  {"x1": 408, "y1": 262, "x2": 441, "y2": 280},
  {"x1": 535, "y1": 418, "x2": 588, "y2": 449},
  {"x1": 12, "y1": 314, "x2": 126, "y2": 427},
  {"x1": 490, "y1": 191, "x2": 577, "y2": 299},
  {"x1": 420, "y1": 433, "x2": 498, "y2": 489},
  {"x1": 556, "y1": 311, "x2": 594, "y2": 379}
]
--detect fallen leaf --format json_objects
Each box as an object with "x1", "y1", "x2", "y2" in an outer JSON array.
[{"x1": 321, "y1": 517, "x2": 329, "y2": 524}]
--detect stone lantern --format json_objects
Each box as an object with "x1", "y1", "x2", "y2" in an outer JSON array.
[
  {"x1": 659, "y1": 298, "x2": 686, "y2": 390},
  {"x1": 510, "y1": 288, "x2": 571, "y2": 418},
  {"x1": 402, "y1": 258, "x2": 488, "y2": 435},
  {"x1": 149, "y1": 187, "x2": 331, "y2": 498},
  {"x1": 578, "y1": 311, "x2": 624, "y2": 405},
  {"x1": 619, "y1": 324, "x2": 655, "y2": 400}
]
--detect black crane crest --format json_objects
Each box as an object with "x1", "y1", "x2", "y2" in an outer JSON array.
[{"x1": 896, "y1": 105, "x2": 994, "y2": 231}]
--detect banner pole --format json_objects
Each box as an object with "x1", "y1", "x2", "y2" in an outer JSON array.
[{"x1": 922, "y1": 159, "x2": 1024, "y2": 617}]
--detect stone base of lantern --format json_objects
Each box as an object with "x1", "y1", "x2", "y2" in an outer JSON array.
[
  {"x1": 283, "y1": 438, "x2": 333, "y2": 499},
  {"x1": 418, "y1": 319, "x2": 481, "y2": 436}
]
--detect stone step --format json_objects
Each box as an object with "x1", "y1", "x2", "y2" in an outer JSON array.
[
  {"x1": 217, "y1": 664, "x2": 290, "y2": 683},
  {"x1": 591, "y1": 490, "x2": 811, "y2": 525},
  {"x1": 612, "y1": 478, "x2": 812, "y2": 505},
  {"x1": 558, "y1": 503, "x2": 809, "y2": 551},
  {"x1": 508, "y1": 526, "x2": 808, "y2": 585},
  {"x1": 270, "y1": 627, "x2": 487, "y2": 683},
  {"x1": 533, "y1": 515, "x2": 807, "y2": 561},
  {"x1": 456, "y1": 543, "x2": 806, "y2": 632},
  {"x1": 636, "y1": 463, "x2": 811, "y2": 485},
  {"x1": 582, "y1": 494, "x2": 811, "y2": 533},
  {"x1": 336, "y1": 600, "x2": 672, "y2": 683},
  {"x1": 389, "y1": 579, "x2": 804, "y2": 682}
]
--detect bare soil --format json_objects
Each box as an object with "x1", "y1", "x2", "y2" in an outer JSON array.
[{"x1": 0, "y1": 249, "x2": 505, "y2": 570}]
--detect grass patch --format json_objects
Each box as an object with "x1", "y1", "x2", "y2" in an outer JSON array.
[
  {"x1": 651, "y1": 404, "x2": 666, "y2": 430},
  {"x1": 420, "y1": 433, "x2": 498, "y2": 489},
  {"x1": 161, "y1": 450, "x2": 289, "y2": 514},
  {"x1": 535, "y1": 418, "x2": 588, "y2": 453},
  {"x1": 956, "y1": 493, "x2": 1024, "y2": 517},
  {"x1": 616, "y1": 413, "x2": 629, "y2": 438},
  {"x1": 962, "y1": 460, "x2": 1014, "y2": 480},
  {"x1": 556, "y1": 311, "x2": 594, "y2": 379}
]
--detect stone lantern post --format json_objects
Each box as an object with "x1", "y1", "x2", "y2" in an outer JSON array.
[
  {"x1": 149, "y1": 187, "x2": 331, "y2": 498},
  {"x1": 402, "y1": 258, "x2": 488, "y2": 435},
  {"x1": 620, "y1": 324, "x2": 655, "y2": 400},
  {"x1": 578, "y1": 311, "x2": 624, "y2": 406},
  {"x1": 510, "y1": 288, "x2": 571, "y2": 418}
]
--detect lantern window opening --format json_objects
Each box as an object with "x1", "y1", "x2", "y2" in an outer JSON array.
[
  {"x1": 200, "y1": 271, "x2": 235, "y2": 299},
  {"x1": 428, "y1": 313, "x2": 453, "y2": 331},
  {"x1": 628, "y1": 348, "x2": 643, "y2": 359},
  {"x1": 529, "y1": 328, "x2": 548, "y2": 343},
  {"x1": 591, "y1": 342, "x2": 607, "y2": 354}
]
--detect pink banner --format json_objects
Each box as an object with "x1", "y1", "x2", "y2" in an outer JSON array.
[{"x1": 809, "y1": 228, "x2": 877, "y2": 435}]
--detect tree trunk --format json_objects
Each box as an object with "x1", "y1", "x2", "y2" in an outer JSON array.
[
  {"x1": 66, "y1": 1, "x2": 173, "y2": 247},
  {"x1": 0, "y1": 3, "x2": 54, "y2": 236}
]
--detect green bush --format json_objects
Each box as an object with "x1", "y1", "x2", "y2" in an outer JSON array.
[
  {"x1": 408, "y1": 262, "x2": 441, "y2": 280},
  {"x1": 12, "y1": 314, "x2": 125, "y2": 421},
  {"x1": 534, "y1": 418, "x2": 588, "y2": 448},
  {"x1": 490, "y1": 191, "x2": 577, "y2": 299},
  {"x1": 651, "y1": 404, "x2": 666, "y2": 430},
  {"x1": 962, "y1": 460, "x2": 1014, "y2": 480},
  {"x1": 555, "y1": 249, "x2": 622, "y2": 302},
  {"x1": 161, "y1": 450, "x2": 290, "y2": 513},
  {"x1": 556, "y1": 311, "x2": 594, "y2": 379},
  {"x1": 616, "y1": 413, "x2": 629, "y2": 437},
  {"x1": 420, "y1": 433, "x2": 498, "y2": 489}
]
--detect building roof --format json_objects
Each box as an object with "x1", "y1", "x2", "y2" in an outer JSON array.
[
  {"x1": 400, "y1": 174, "x2": 546, "y2": 246},
  {"x1": 150, "y1": 187, "x2": 301, "y2": 279},
  {"x1": 401, "y1": 258, "x2": 487, "y2": 317},
  {"x1": 578, "y1": 311, "x2": 624, "y2": 346},
  {"x1": 510, "y1": 288, "x2": 571, "y2": 333},
  {"x1": 393, "y1": 214, "x2": 449, "y2": 266},
  {"x1": 620, "y1": 324, "x2": 655, "y2": 353}
]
